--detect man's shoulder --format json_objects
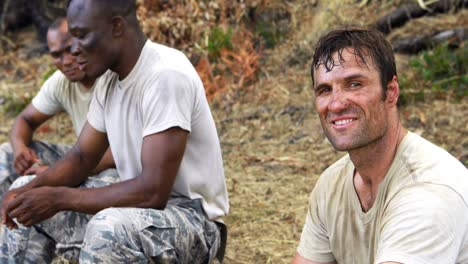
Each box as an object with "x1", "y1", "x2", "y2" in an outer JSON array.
[
  {"x1": 43, "y1": 70, "x2": 70, "y2": 87},
  {"x1": 395, "y1": 131, "x2": 468, "y2": 204},
  {"x1": 399, "y1": 132, "x2": 464, "y2": 169},
  {"x1": 322, "y1": 155, "x2": 352, "y2": 178},
  {"x1": 315, "y1": 154, "x2": 353, "y2": 191},
  {"x1": 400, "y1": 132, "x2": 466, "y2": 177},
  {"x1": 37, "y1": 70, "x2": 76, "y2": 97},
  {"x1": 145, "y1": 41, "x2": 196, "y2": 77}
]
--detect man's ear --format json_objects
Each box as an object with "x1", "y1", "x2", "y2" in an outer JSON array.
[
  {"x1": 111, "y1": 16, "x2": 125, "y2": 37},
  {"x1": 386, "y1": 75, "x2": 399, "y2": 107}
]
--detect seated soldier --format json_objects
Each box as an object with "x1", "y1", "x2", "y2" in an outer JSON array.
[
  {"x1": 0, "y1": 17, "x2": 119, "y2": 262},
  {"x1": 0, "y1": 17, "x2": 117, "y2": 200},
  {"x1": 0, "y1": 1, "x2": 229, "y2": 263}
]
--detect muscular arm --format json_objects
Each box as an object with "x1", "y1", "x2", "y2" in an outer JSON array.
[
  {"x1": 31, "y1": 125, "x2": 188, "y2": 218},
  {"x1": 6, "y1": 125, "x2": 187, "y2": 226},
  {"x1": 10, "y1": 104, "x2": 52, "y2": 174},
  {"x1": 291, "y1": 253, "x2": 336, "y2": 264},
  {"x1": 15, "y1": 122, "x2": 109, "y2": 191},
  {"x1": 91, "y1": 148, "x2": 115, "y2": 174},
  {"x1": 59, "y1": 126, "x2": 187, "y2": 214},
  {"x1": 3, "y1": 122, "x2": 110, "y2": 227}
]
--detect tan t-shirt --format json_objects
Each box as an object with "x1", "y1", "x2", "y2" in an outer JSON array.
[
  {"x1": 297, "y1": 132, "x2": 468, "y2": 264},
  {"x1": 32, "y1": 70, "x2": 100, "y2": 136},
  {"x1": 87, "y1": 40, "x2": 229, "y2": 222}
]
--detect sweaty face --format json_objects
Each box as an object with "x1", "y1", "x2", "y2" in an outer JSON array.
[
  {"x1": 67, "y1": 0, "x2": 114, "y2": 79},
  {"x1": 313, "y1": 48, "x2": 389, "y2": 152},
  {"x1": 47, "y1": 21, "x2": 85, "y2": 82}
]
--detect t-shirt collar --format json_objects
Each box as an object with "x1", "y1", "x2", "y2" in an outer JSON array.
[{"x1": 117, "y1": 39, "x2": 151, "y2": 88}]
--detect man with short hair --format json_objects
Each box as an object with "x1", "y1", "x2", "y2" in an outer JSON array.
[
  {"x1": 292, "y1": 26, "x2": 468, "y2": 264},
  {"x1": 0, "y1": 18, "x2": 117, "y2": 199},
  {"x1": 0, "y1": 16, "x2": 118, "y2": 199},
  {"x1": 0, "y1": 0, "x2": 229, "y2": 263},
  {"x1": 0, "y1": 17, "x2": 119, "y2": 263}
]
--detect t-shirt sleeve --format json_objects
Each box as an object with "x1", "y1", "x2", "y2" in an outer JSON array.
[
  {"x1": 375, "y1": 184, "x2": 468, "y2": 264},
  {"x1": 31, "y1": 70, "x2": 65, "y2": 115},
  {"x1": 297, "y1": 184, "x2": 336, "y2": 263},
  {"x1": 141, "y1": 70, "x2": 194, "y2": 137}
]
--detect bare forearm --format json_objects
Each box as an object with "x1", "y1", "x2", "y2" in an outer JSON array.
[
  {"x1": 26, "y1": 145, "x2": 102, "y2": 189},
  {"x1": 10, "y1": 117, "x2": 34, "y2": 152},
  {"x1": 91, "y1": 148, "x2": 115, "y2": 174},
  {"x1": 62, "y1": 177, "x2": 167, "y2": 214}
]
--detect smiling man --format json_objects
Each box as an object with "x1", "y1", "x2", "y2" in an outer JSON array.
[
  {"x1": 292, "y1": 26, "x2": 468, "y2": 264},
  {"x1": 0, "y1": 0, "x2": 228, "y2": 263},
  {"x1": 0, "y1": 17, "x2": 117, "y2": 201}
]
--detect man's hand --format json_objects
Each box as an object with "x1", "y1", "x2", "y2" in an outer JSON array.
[
  {"x1": 1, "y1": 189, "x2": 24, "y2": 229},
  {"x1": 13, "y1": 146, "x2": 39, "y2": 175},
  {"x1": 5, "y1": 186, "x2": 63, "y2": 227},
  {"x1": 24, "y1": 165, "x2": 49, "y2": 176}
]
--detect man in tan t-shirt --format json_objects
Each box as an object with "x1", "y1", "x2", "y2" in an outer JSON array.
[
  {"x1": 292, "y1": 26, "x2": 468, "y2": 264},
  {"x1": 0, "y1": 17, "x2": 116, "y2": 196}
]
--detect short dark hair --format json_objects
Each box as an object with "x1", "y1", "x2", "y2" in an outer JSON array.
[
  {"x1": 95, "y1": 0, "x2": 136, "y2": 19},
  {"x1": 311, "y1": 26, "x2": 397, "y2": 96},
  {"x1": 68, "y1": 0, "x2": 136, "y2": 20}
]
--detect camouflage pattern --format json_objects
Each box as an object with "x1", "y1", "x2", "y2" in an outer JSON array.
[
  {"x1": 0, "y1": 168, "x2": 119, "y2": 263},
  {"x1": 80, "y1": 197, "x2": 221, "y2": 264},
  {"x1": 0, "y1": 175, "x2": 220, "y2": 263},
  {"x1": 0, "y1": 141, "x2": 72, "y2": 205}
]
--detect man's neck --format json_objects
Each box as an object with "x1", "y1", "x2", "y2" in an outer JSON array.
[
  {"x1": 114, "y1": 31, "x2": 147, "y2": 80},
  {"x1": 350, "y1": 120, "x2": 406, "y2": 212},
  {"x1": 79, "y1": 77, "x2": 96, "y2": 90}
]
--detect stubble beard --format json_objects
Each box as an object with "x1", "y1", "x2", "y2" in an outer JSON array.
[{"x1": 321, "y1": 107, "x2": 388, "y2": 152}]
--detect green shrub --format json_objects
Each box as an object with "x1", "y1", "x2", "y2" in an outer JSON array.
[
  {"x1": 207, "y1": 26, "x2": 233, "y2": 60},
  {"x1": 255, "y1": 20, "x2": 287, "y2": 49},
  {"x1": 1, "y1": 93, "x2": 33, "y2": 117},
  {"x1": 41, "y1": 66, "x2": 56, "y2": 85},
  {"x1": 400, "y1": 42, "x2": 467, "y2": 104}
]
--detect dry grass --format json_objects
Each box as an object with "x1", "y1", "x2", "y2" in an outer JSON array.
[{"x1": 0, "y1": 1, "x2": 466, "y2": 263}]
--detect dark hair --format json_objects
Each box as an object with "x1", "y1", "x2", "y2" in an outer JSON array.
[
  {"x1": 48, "y1": 17, "x2": 67, "y2": 31},
  {"x1": 95, "y1": 0, "x2": 136, "y2": 19},
  {"x1": 311, "y1": 26, "x2": 397, "y2": 96},
  {"x1": 68, "y1": 0, "x2": 136, "y2": 20}
]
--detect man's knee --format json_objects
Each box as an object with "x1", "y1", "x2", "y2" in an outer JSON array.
[
  {"x1": 0, "y1": 142, "x2": 13, "y2": 152},
  {"x1": 10, "y1": 175, "x2": 35, "y2": 190},
  {"x1": 81, "y1": 208, "x2": 144, "y2": 262},
  {"x1": 84, "y1": 208, "x2": 133, "y2": 242}
]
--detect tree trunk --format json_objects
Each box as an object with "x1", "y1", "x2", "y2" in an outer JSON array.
[
  {"x1": 392, "y1": 28, "x2": 467, "y2": 54},
  {"x1": 373, "y1": 0, "x2": 468, "y2": 34}
]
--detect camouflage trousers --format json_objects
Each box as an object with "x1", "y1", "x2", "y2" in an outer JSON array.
[
  {"x1": 0, "y1": 179, "x2": 221, "y2": 263},
  {"x1": 0, "y1": 140, "x2": 120, "y2": 264},
  {"x1": 0, "y1": 141, "x2": 74, "y2": 205},
  {"x1": 80, "y1": 198, "x2": 221, "y2": 264}
]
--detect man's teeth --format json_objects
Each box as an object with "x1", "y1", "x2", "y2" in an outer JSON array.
[{"x1": 335, "y1": 119, "x2": 353, "y2": 125}]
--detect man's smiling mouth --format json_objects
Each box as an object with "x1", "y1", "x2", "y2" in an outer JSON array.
[{"x1": 334, "y1": 119, "x2": 354, "y2": 125}]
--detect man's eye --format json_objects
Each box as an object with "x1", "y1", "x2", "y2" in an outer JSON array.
[
  {"x1": 350, "y1": 82, "x2": 361, "y2": 87},
  {"x1": 316, "y1": 87, "x2": 331, "y2": 95},
  {"x1": 72, "y1": 31, "x2": 86, "y2": 39},
  {"x1": 50, "y1": 53, "x2": 61, "y2": 59}
]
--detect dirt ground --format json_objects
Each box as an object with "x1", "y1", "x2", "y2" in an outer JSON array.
[{"x1": 0, "y1": 1, "x2": 466, "y2": 263}]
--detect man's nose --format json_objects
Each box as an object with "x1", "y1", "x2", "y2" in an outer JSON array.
[
  {"x1": 62, "y1": 52, "x2": 74, "y2": 65},
  {"x1": 70, "y1": 39, "x2": 80, "y2": 56},
  {"x1": 328, "y1": 89, "x2": 349, "y2": 112}
]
